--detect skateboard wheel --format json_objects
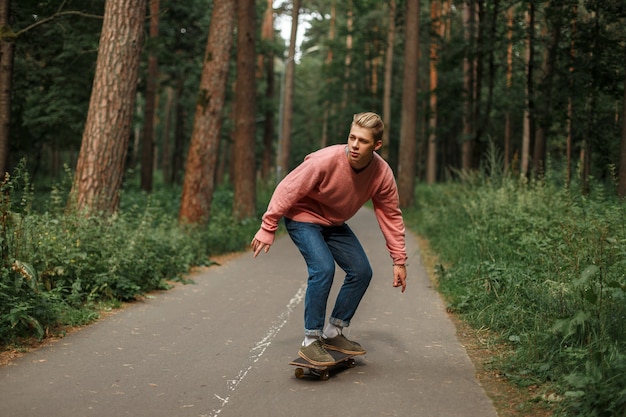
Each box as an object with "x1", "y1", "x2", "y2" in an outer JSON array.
[
  {"x1": 347, "y1": 359, "x2": 356, "y2": 368},
  {"x1": 295, "y1": 368, "x2": 305, "y2": 379},
  {"x1": 319, "y1": 370, "x2": 330, "y2": 381}
]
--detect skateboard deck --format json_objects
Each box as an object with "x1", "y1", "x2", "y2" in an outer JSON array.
[{"x1": 289, "y1": 349, "x2": 358, "y2": 380}]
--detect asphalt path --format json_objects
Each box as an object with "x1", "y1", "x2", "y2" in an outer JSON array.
[{"x1": 0, "y1": 208, "x2": 497, "y2": 417}]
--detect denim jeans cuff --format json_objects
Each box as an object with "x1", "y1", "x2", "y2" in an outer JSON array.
[
  {"x1": 304, "y1": 329, "x2": 324, "y2": 337},
  {"x1": 329, "y1": 317, "x2": 350, "y2": 328}
]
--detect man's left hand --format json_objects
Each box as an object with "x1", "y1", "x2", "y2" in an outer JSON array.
[{"x1": 393, "y1": 264, "x2": 407, "y2": 293}]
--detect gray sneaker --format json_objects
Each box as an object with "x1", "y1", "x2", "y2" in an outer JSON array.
[
  {"x1": 322, "y1": 334, "x2": 366, "y2": 355},
  {"x1": 299, "y1": 340, "x2": 335, "y2": 365}
]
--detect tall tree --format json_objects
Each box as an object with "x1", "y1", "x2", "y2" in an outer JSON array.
[
  {"x1": 179, "y1": 0, "x2": 236, "y2": 224},
  {"x1": 381, "y1": 0, "x2": 396, "y2": 163},
  {"x1": 277, "y1": 0, "x2": 300, "y2": 180},
  {"x1": 461, "y1": 0, "x2": 476, "y2": 171},
  {"x1": 0, "y1": 0, "x2": 13, "y2": 177},
  {"x1": 533, "y1": 1, "x2": 561, "y2": 178},
  {"x1": 478, "y1": 0, "x2": 499, "y2": 158},
  {"x1": 340, "y1": 0, "x2": 354, "y2": 111},
  {"x1": 140, "y1": 0, "x2": 160, "y2": 192},
  {"x1": 68, "y1": 0, "x2": 146, "y2": 216},
  {"x1": 565, "y1": 3, "x2": 577, "y2": 188},
  {"x1": 232, "y1": 0, "x2": 257, "y2": 220},
  {"x1": 259, "y1": 0, "x2": 275, "y2": 181},
  {"x1": 504, "y1": 5, "x2": 514, "y2": 172},
  {"x1": 397, "y1": 0, "x2": 420, "y2": 208},
  {"x1": 320, "y1": 0, "x2": 336, "y2": 149},
  {"x1": 161, "y1": 85, "x2": 174, "y2": 184},
  {"x1": 619, "y1": 66, "x2": 626, "y2": 198},
  {"x1": 427, "y1": 0, "x2": 443, "y2": 184},
  {"x1": 521, "y1": 4, "x2": 534, "y2": 177}
]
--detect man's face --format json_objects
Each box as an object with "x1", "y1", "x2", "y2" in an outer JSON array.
[{"x1": 346, "y1": 125, "x2": 382, "y2": 170}]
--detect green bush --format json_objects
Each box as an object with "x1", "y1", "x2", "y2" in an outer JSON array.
[
  {"x1": 0, "y1": 165, "x2": 264, "y2": 345},
  {"x1": 406, "y1": 176, "x2": 626, "y2": 416}
]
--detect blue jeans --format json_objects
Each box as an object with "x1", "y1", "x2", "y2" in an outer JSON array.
[{"x1": 285, "y1": 218, "x2": 373, "y2": 337}]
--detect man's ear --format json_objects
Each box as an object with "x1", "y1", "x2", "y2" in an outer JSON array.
[{"x1": 374, "y1": 140, "x2": 383, "y2": 151}]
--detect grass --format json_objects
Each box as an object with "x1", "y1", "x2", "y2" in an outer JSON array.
[{"x1": 404, "y1": 173, "x2": 626, "y2": 417}]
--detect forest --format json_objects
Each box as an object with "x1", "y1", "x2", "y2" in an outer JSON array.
[{"x1": 1, "y1": 0, "x2": 626, "y2": 416}]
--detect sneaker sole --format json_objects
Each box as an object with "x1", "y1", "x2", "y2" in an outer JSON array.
[
  {"x1": 322, "y1": 344, "x2": 366, "y2": 355},
  {"x1": 298, "y1": 350, "x2": 336, "y2": 366}
]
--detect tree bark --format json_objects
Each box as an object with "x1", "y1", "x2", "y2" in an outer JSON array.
[
  {"x1": 397, "y1": 0, "x2": 420, "y2": 208},
  {"x1": 320, "y1": 0, "x2": 336, "y2": 149},
  {"x1": 140, "y1": 0, "x2": 160, "y2": 192},
  {"x1": 171, "y1": 78, "x2": 186, "y2": 185},
  {"x1": 0, "y1": 0, "x2": 14, "y2": 177},
  {"x1": 566, "y1": 4, "x2": 577, "y2": 188},
  {"x1": 504, "y1": 6, "x2": 513, "y2": 173},
  {"x1": 277, "y1": 0, "x2": 300, "y2": 180},
  {"x1": 533, "y1": 2, "x2": 561, "y2": 178},
  {"x1": 341, "y1": 1, "x2": 354, "y2": 111},
  {"x1": 461, "y1": 0, "x2": 475, "y2": 171},
  {"x1": 479, "y1": 0, "x2": 499, "y2": 161},
  {"x1": 232, "y1": 0, "x2": 257, "y2": 220},
  {"x1": 161, "y1": 85, "x2": 174, "y2": 185},
  {"x1": 521, "y1": 4, "x2": 535, "y2": 177},
  {"x1": 68, "y1": 0, "x2": 146, "y2": 216},
  {"x1": 427, "y1": 0, "x2": 442, "y2": 184},
  {"x1": 618, "y1": 67, "x2": 626, "y2": 198},
  {"x1": 381, "y1": 0, "x2": 395, "y2": 163},
  {"x1": 178, "y1": 0, "x2": 235, "y2": 224},
  {"x1": 259, "y1": 0, "x2": 275, "y2": 181}
]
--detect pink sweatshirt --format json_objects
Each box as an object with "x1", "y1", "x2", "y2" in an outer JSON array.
[{"x1": 254, "y1": 144, "x2": 407, "y2": 264}]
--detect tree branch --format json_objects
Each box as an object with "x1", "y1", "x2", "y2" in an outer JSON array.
[{"x1": 15, "y1": 10, "x2": 103, "y2": 38}]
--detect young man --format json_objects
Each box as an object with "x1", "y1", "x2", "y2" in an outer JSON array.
[{"x1": 251, "y1": 112, "x2": 407, "y2": 365}]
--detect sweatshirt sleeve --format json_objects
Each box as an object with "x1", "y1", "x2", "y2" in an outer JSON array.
[
  {"x1": 253, "y1": 156, "x2": 322, "y2": 245},
  {"x1": 371, "y1": 167, "x2": 408, "y2": 265}
]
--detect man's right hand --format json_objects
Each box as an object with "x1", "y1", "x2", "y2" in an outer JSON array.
[{"x1": 251, "y1": 238, "x2": 271, "y2": 258}]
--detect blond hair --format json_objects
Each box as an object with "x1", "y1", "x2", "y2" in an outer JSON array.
[{"x1": 352, "y1": 112, "x2": 385, "y2": 142}]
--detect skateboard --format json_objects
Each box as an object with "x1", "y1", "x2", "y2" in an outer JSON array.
[{"x1": 289, "y1": 349, "x2": 358, "y2": 380}]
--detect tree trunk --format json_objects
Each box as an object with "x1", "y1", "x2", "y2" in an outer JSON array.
[
  {"x1": 171, "y1": 78, "x2": 186, "y2": 185},
  {"x1": 397, "y1": 0, "x2": 420, "y2": 208},
  {"x1": 566, "y1": 4, "x2": 577, "y2": 188},
  {"x1": 461, "y1": 0, "x2": 475, "y2": 171},
  {"x1": 504, "y1": 6, "x2": 513, "y2": 172},
  {"x1": 533, "y1": 2, "x2": 561, "y2": 178},
  {"x1": 427, "y1": 0, "x2": 442, "y2": 184},
  {"x1": 161, "y1": 85, "x2": 174, "y2": 184},
  {"x1": 277, "y1": 0, "x2": 300, "y2": 180},
  {"x1": 140, "y1": 0, "x2": 160, "y2": 192},
  {"x1": 178, "y1": 0, "x2": 235, "y2": 224},
  {"x1": 581, "y1": 9, "x2": 602, "y2": 196},
  {"x1": 0, "y1": 0, "x2": 14, "y2": 177},
  {"x1": 341, "y1": 1, "x2": 354, "y2": 111},
  {"x1": 618, "y1": 68, "x2": 626, "y2": 198},
  {"x1": 381, "y1": 0, "x2": 396, "y2": 163},
  {"x1": 479, "y1": 0, "x2": 498, "y2": 162},
  {"x1": 68, "y1": 0, "x2": 146, "y2": 216},
  {"x1": 259, "y1": 0, "x2": 274, "y2": 181},
  {"x1": 320, "y1": 0, "x2": 336, "y2": 149},
  {"x1": 232, "y1": 0, "x2": 257, "y2": 220},
  {"x1": 521, "y1": 5, "x2": 534, "y2": 177},
  {"x1": 472, "y1": 0, "x2": 484, "y2": 162}
]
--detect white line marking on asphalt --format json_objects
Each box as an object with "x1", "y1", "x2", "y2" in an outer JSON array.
[{"x1": 206, "y1": 283, "x2": 306, "y2": 417}]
